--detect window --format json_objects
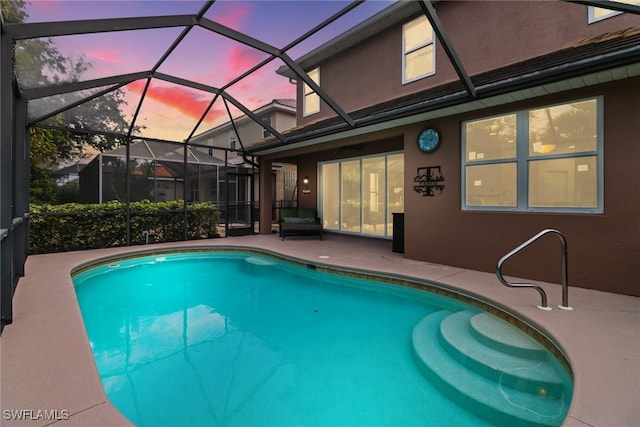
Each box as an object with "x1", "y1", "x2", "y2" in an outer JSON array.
[
  {"x1": 320, "y1": 152, "x2": 404, "y2": 237},
  {"x1": 229, "y1": 131, "x2": 237, "y2": 150},
  {"x1": 462, "y1": 98, "x2": 602, "y2": 212},
  {"x1": 589, "y1": 0, "x2": 640, "y2": 23},
  {"x1": 402, "y1": 16, "x2": 435, "y2": 83},
  {"x1": 261, "y1": 115, "x2": 271, "y2": 138},
  {"x1": 303, "y1": 68, "x2": 320, "y2": 116}
]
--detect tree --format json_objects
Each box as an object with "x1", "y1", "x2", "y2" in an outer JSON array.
[
  {"x1": 2, "y1": 0, "x2": 142, "y2": 202},
  {"x1": 28, "y1": 118, "x2": 70, "y2": 203}
]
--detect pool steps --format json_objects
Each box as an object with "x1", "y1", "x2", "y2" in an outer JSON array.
[
  {"x1": 439, "y1": 311, "x2": 565, "y2": 397},
  {"x1": 470, "y1": 312, "x2": 547, "y2": 359},
  {"x1": 412, "y1": 310, "x2": 569, "y2": 426}
]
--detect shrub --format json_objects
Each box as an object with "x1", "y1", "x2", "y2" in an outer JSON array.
[{"x1": 29, "y1": 200, "x2": 220, "y2": 254}]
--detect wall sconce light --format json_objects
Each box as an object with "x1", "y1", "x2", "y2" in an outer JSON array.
[{"x1": 302, "y1": 176, "x2": 311, "y2": 194}]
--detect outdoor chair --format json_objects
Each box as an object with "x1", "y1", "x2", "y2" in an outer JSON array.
[{"x1": 279, "y1": 208, "x2": 323, "y2": 240}]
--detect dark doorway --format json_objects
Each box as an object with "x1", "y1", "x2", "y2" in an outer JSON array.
[{"x1": 225, "y1": 171, "x2": 255, "y2": 236}]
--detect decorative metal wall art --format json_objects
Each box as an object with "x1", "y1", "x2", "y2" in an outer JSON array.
[{"x1": 414, "y1": 166, "x2": 445, "y2": 197}]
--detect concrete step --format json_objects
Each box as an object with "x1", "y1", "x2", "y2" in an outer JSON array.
[
  {"x1": 438, "y1": 311, "x2": 565, "y2": 397},
  {"x1": 412, "y1": 310, "x2": 569, "y2": 427},
  {"x1": 470, "y1": 312, "x2": 547, "y2": 358}
]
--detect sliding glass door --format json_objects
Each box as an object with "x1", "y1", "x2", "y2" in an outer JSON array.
[
  {"x1": 362, "y1": 157, "x2": 385, "y2": 236},
  {"x1": 320, "y1": 152, "x2": 403, "y2": 238},
  {"x1": 321, "y1": 163, "x2": 340, "y2": 231}
]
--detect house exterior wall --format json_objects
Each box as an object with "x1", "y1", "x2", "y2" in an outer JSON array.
[
  {"x1": 401, "y1": 78, "x2": 639, "y2": 297},
  {"x1": 292, "y1": 134, "x2": 404, "y2": 210},
  {"x1": 191, "y1": 104, "x2": 296, "y2": 160},
  {"x1": 296, "y1": 1, "x2": 640, "y2": 126},
  {"x1": 262, "y1": 2, "x2": 640, "y2": 295},
  {"x1": 274, "y1": 163, "x2": 297, "y2": 205},
  {"x1": 273, "y1": 110, "x2": 297, "y2": 135},
  {"x1": 270, "y1": 76, "x2": 640, "y2": 296},
  {"x1": 235, "y1": 118, "x2": 264, "y2": 148},
  {"x1": 201, "y1": 118, "x2": 257, "y2": 161}
]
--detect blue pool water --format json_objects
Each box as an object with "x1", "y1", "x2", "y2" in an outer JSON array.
[{"x1": 72, "y1": 251, "x2": 571, "y2": 426}]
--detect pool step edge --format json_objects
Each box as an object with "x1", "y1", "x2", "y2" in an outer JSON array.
[
  {"x1": 438, "y1": 310, "x2": 565, "y2": 397},
  {"x1": 470, "y1": 312, "x2": 547, "y2": 358},
  {"x1": 411, "y1": 310, "x2": 568, "y2": 427}
]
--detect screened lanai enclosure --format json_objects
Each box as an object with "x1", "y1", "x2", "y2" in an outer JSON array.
[
  {"x1": 81, "y1": 140, "x2": 257, "y2": 237},
  {"x1": 81, "y1": 140, "x2": 249, "y2": 215},
  {"x1": 3, "y1": 0, "x2": 637, "y2": 328},
  {"x1": 1, "y1": 0, "x2": 402, "y2": 328}
]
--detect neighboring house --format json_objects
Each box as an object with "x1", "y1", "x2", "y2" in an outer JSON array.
[
  {"x1": 52, "y1": 161, "x2": 88, "y2": 185},
  {"x1": 191, "y1": 98, "x2": 296, "y2": 161},
  {"x1": 191, "y1": 98, "x2": 299, "y2": 214},
  {"x1": 249, "y1": 1, "x2": 640, "y2": 296}
]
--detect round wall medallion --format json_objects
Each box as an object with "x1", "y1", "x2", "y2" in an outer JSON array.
[{"x1": 417, "y1": 128, "x2": 440, "y2": 153}]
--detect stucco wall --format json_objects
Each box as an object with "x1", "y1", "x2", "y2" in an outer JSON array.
[
  {"x1": 273, "y1": 110, "x2": 297, "y2": 134},
  {"x1": 191, "y1": 108, "x2": 296, "y2": 160},
  {"x1": 402, "y1": 77, "x2": 640, "y2": 296},
  {"x1": 297, "y1": 1, "x2": 640, "y2": 126},
  {"x1": 269, "y1": 77, "x2": 639, "y2": 296}
]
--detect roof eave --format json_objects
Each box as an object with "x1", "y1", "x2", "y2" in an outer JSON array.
[
  {"x1": 191, "y1": 99, "x2": 296, "y2": 140},
  {"x1": 253, "y1": 48, "x2": 640, "y2": 155}
]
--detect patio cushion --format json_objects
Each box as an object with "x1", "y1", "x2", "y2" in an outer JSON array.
[
  {"x1": 297, "y1": 208, "x2": 317, "y2": 218},
  {"x1": 279, "y1": 208, "x2": 323, "y2": 240},
  {"x1": 283, "y1": 217, "x2": 317, "y2": 224},
  {"x1": 280, "y1": 208, "x2": 299, "y2": 218}
]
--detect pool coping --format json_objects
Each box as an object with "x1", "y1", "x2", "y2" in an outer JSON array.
[{"x1": 1, "y1": 234, "x2": 638, "y2": 426}]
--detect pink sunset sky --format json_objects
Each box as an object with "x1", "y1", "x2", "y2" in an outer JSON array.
[{"x1": 20, "y1": 0, "x2": 394, "y2": 142}]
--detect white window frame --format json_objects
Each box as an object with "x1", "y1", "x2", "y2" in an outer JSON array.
[
  {"x1": 318, "y1": 151, "x2": 404, "y2": 238},
  {"x1": 303, "y1": 67, "x2": 320, "y2": 117},
  {"x1": 461, "y1": 97, "x2": 604, "y2": 213},
  {"x1": 588, "y1": 1, "x2": 640, "y2": 23},
  {"x1": 402, "y1": 15, "x2": 435, "y2": 84}
]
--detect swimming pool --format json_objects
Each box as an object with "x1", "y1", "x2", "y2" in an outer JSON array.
[{"x1": 72, "y1": 248, "x2": 572, "y2": 426}]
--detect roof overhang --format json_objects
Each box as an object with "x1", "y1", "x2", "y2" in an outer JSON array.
[
  {"x1": 253, "y1": 60, "x2": 640, "y2": 156},
  {"x1": 191, "y1": 99, "x2": 296, "y2": 139},
  {"x1": 277, "y1": 1, "x2": 422, "y2": 78}
]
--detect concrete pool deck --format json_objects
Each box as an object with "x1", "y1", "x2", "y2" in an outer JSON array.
[{"x1": 1, "y1": 233, "x2": 638, "y2": 427}]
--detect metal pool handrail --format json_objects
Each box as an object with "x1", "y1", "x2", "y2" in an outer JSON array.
[{"x1": 496, "y1": 229, "x2": 572, "y2": 311}]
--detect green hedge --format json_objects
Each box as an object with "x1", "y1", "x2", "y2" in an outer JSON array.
[{"x1": 29, "y1": 200, "x2": 221, "y2": 254}]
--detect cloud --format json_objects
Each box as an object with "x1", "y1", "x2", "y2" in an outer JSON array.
[
  {"x1": 189, "y1": 44, "x2": 268, "y2": 89},
  {"x1": 212, "y1": 2, "x2": 252, "y2": 29},
  {"x1": 85, "y1": 49, "x2": 120, "y2": 63},
  {"x1": 273, "y1": 81, "x2": 297, "y2": 98},
  {"x1": 226, "y1": 45, "x2": 266, "y2": 75},
  {"x1": 127, "y1": 80, "x2": 222, "y2": 123}
]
